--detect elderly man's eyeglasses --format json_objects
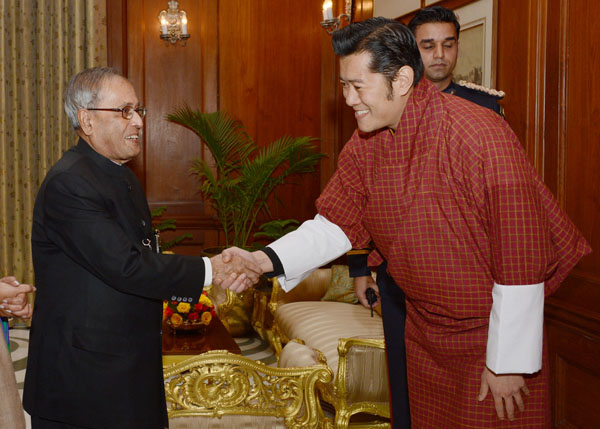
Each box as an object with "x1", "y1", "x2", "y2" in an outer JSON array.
[{"x1": 87, "y1": 105, "x2": 146, "y2": 120}]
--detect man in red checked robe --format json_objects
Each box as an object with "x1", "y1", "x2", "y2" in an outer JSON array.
[{"x1": 222, "y1": 17, "x2": 591, "y2": 428}]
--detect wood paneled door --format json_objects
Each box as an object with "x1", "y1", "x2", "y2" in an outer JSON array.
[{"x1": 496, "y1": 0, "x2": 600, "y2": 427}]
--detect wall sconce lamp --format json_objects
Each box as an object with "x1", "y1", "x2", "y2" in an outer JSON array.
[
  {"x1": 321, "y1": 0, "x2": 352, "y2": 34},
  {"x1": 158, "y1": 1, "x2": 190, "y2": 46}
]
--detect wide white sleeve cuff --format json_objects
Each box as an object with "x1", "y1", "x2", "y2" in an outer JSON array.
[
  {"x1": 202, "y1": 256, "x2": 213, "y2": 286},
  {"x1": 269, "y1": 214, "x2": 352, "y2": 291},
  {"x1": 486, "y1": 281, "x2": 544, "y2": 374}
]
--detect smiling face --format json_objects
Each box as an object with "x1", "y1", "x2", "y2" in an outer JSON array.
[
  {"x1": 78, "y1": 76, "x2": 143, "y2": 164},
  {"x1": 339, "y1": 52, "x2": 412, "y2": 133},
  {"x1": 413, "y1": 22, "x2": 458, "y2": 90}
]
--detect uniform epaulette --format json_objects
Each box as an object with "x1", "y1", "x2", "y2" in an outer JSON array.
[{"x1": 457, "y1": 80, "x2": 505, "y2": 99}]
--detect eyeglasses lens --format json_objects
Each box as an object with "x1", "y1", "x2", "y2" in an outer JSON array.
[{"x1": 121, "y1": 106, "x2": 146, "y2": 120}]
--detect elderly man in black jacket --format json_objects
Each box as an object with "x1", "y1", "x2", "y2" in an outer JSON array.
[{"x1": 24, "y1": 67, "x2": 258, "y2": 429}]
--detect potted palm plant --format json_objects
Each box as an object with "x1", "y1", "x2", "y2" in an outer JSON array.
[{"x1": 167, "y1": 108, "x2": 324, "y2": 335}]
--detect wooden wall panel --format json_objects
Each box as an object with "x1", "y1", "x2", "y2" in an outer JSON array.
[
  {"x1": 497, "y1": 0, "x2": 600, "y2": 426},
  {"x1": 496, "y1": 0, "x2": 533, "y2": 153},
  {"x1": 107, "y1": 0, "x2": 327, "y2": 252},
  {"x1": 217, "y1": 0, "x2": 324, "y2": 224},
  {"x1": 543, "y1": 1, "x2": 600, "y2": 424}
]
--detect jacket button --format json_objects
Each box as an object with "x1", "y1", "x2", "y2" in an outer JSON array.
[{"x1": 141, "y1": 220, "x2": 146, "y2": 227}]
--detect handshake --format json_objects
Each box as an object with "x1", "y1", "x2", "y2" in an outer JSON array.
[
  {"x1": 0, "y1": 276, "x2": 35, "y2": 320},
  {"x1": 209, "y1": 247, "x2": 273, "y2": 292}
]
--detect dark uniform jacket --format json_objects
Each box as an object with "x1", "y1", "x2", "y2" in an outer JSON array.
[
  {"x1": 442, "y1": 80, "x2": 503, "y2": 115},
  {"x1": 24, "y1": 139, "x2": 204, "y2": 428}
]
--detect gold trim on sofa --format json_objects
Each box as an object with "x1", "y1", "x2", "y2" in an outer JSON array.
[
  {"x1": 269, "y1": 271, "x2": 391, "y2": 428},
  {"x1": 164, "y1": 350, "x2": 334, "y2": 428},
  {"x1": 334, "y1": 338, "x2": 390, "y2": 428}
]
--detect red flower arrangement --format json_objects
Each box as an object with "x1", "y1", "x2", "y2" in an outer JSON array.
[{"x1": 163, "y1": 290, "x2": 216, "y2": 330}]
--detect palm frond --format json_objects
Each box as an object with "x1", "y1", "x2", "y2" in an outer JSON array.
[
  {"x1": 167, "y1": 108, "x2": 323, "y2": 247},
  {"x1": 167, "y1": 108, "x2": 256, "y2": 175}
]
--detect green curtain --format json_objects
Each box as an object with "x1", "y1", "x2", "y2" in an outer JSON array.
[{"x1": 0, "y1": 0, "x2": 107, "y2": 283}]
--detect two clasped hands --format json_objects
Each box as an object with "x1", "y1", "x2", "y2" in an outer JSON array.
[
  {"x1": 0, "y1": 276, "x2": 35, "y2": 320},
  {"x1": 209, "y1": 247, "x2": 272, "y2": 292}
]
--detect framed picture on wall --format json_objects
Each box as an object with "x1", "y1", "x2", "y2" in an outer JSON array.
[{"x1": 452, "y1": 0, "x2": 497, "y2": 87}]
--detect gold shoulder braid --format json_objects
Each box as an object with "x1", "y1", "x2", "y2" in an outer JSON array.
[{"x1": 457, "y1": 80, "x2": 506, "y2": 99}]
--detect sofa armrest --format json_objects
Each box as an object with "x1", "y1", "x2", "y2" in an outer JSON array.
[{"x1": 335, "y1": 337, "x2": 390, "y2": 426}]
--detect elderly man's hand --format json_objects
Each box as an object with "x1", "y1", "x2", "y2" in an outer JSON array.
[
  {"x1": 210, "y1": 253, "x2": 261, "y2": 292},
  {"x1": 1, "y1": 276, "x2": 36, "y2": 319},
  {"x1": 219, "y1": 247, "x2": 276, "y2": 293}
]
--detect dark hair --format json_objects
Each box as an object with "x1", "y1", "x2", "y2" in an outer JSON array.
[
  {"x1": 408, "y1": 6, "x2": 460, "y2": 40},
  {"x1": 332, "y1": 17, "x2": 424, "y2": 89}
]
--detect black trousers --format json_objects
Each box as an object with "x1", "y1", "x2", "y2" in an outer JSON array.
[{"x1": 377, "y1": 261, "x2": 411, "y2": 428}]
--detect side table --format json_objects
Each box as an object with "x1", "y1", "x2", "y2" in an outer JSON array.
[{"x1": 162, "y1": 315, "x2": 241, "y2": 366}]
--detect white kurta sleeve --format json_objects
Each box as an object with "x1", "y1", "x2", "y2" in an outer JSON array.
[
  {"x1": 202, "y1": 256, "x2": 213, "y2": 286},
  {"x1": 268, "y1": 214, "x2": 352, "y2": 291},
  {"x1": 486, "y1": 281, "x2": 545, "y2": 374}
]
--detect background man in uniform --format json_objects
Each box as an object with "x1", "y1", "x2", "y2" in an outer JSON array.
[
  {"x1": 24, "y1": 67, "x2": 259, "y2": 429},
  {"x1": 409, "y1": 5, "x2": 504, "y2": 112},
  {"x1": 222, "y1": 17, "x2": 590, "y2": 428}
]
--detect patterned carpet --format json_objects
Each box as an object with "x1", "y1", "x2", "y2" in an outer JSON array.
[{"x1": 9, "y1": 326, "x2": 277, "y2": 428}]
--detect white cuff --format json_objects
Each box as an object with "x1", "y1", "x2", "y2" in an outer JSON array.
[
  {"x1": 486, "y1": 281, "x2": 544, "y2": 374},
  {"x1": 202, "y1": 256, "x2": 213, "y2": 286},
  {"x1": 276, "y1": 272, "x2": 312, "y2": 293},
  {"x1": 269, "y1": 214, "x2": 352, "y2": 291}
]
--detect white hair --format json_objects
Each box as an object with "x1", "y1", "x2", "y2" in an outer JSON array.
[{"x1": 64, "y1": 67, "x2": 123, "y2": 130}]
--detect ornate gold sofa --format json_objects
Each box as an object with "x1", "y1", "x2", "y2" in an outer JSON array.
[
  {"x1": 164, "y1": 350, "x2": 334, "y2": 428},
  {"x1": 269, "y1": 268, "x2": 391, "y2": 428}
]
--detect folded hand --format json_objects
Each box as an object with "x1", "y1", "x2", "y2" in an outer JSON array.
[{"x1": 1, "y1": 276, "x2": 36, "y2": 319}]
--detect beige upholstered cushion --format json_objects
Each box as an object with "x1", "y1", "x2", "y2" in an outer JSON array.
[
  {"x1": 321, "y1": 265, "x2": 358, "y2": 304},
  {"x1": 274, "y1": 301, "x2": 383, "y2": 377},
  {"x1": 278, "y1": 341, "x2": 319, "y2": 368}
]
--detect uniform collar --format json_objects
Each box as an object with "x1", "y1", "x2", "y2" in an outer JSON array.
[{"x1": 442, "y1": 81, "x2": 456, "y2": 95}]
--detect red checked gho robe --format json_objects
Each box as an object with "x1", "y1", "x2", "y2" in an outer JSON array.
[{"x1": 316, "y1": 79, "x2": 591, "y2": 428}]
